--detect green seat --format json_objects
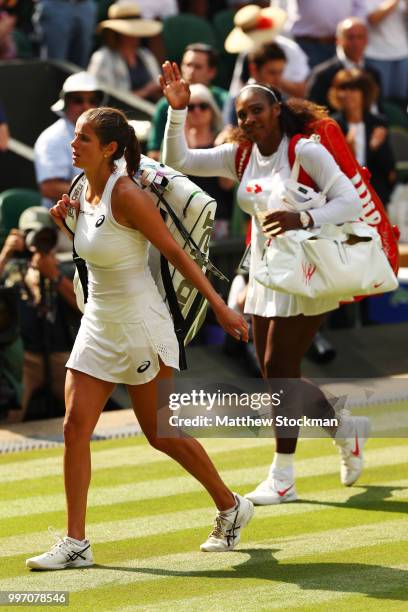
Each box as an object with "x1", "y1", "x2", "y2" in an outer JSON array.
[
  {"x1": 212, "y1": 9, "x2": 237, "y2": 90},
  {"x1": 13, "y1": 29, "x2": 33, "y2": 59},
  {"x1": 0, "y1": 188, "x2": 42, "y2": 247},
  {"x1": 383, "y1": 101, "x2": 408, "y2": 131},
  {"x1": 95, "y1": 0, "x2": 115, "y2": 23},
  {"x1": 162, "y1": 14, "x2": 217, "y2": 65}
]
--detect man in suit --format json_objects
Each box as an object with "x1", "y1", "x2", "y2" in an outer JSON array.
[{"x1": 307, "y1": 17, "x2": 382, "y2": 112}]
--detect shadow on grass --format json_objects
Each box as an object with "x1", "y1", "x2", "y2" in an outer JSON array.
[
  {"x1": 92, "y1": 549, "x2": 408, "y2": 601},
  {"x1": 296, "y1": 484, "x2": 408, "y2": 515}
]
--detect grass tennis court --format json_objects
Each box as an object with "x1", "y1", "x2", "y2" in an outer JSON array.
[{"x1": 0, "y1": 434, "x2": 407, "y2": 610}]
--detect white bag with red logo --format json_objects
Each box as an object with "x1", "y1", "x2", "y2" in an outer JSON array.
[{"x1": 255, "y1": 221, "x2": 398, "y2": 299}]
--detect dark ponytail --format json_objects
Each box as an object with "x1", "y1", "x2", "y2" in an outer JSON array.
[
  {"x1": 124, "y1": 123, "x2": 141, "y2": 177},
  {"x1": 279, "y1": 97, "x2": 328, "y2": 137},
  {"x1": 81, "y1": 107, "x2": 141, "y2": 176}
]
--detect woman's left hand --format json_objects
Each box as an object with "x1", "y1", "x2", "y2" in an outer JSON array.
[
  {"x1": 261, "y1": 211, "x2": 302, "y2": 236},
  {"x1": 214, "y1": 304, "x2": 249, "y2": 342}
]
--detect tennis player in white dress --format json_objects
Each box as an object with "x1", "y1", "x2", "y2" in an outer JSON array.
[{"x1": 26, "y1": 106, "x2": 254, "y2": 571}]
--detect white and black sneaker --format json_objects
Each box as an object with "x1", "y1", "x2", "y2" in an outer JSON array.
[
  {"x1": 26, "y1": 531, "x2": 94, "y2": 570},
  {"x1": 200, "y1": 493, "x2": 254, "y2": 552}
]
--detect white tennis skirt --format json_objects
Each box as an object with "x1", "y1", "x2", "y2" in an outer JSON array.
[{"x1": 66, "y1": 313, "x2": 179, "y2": 386}]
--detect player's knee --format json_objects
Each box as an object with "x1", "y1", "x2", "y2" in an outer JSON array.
[
  {"x1": 146, "y1": 433, "x2": 172, "y2": 454},
  {"x1": 63, "y1": 414, "x2": 93, "y2": 446}
]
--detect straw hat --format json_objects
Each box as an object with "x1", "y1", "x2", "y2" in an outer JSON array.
[
  {"x1": 225, "y1": 4, "x2": 287, "y2": 54},
  {"x1": 97, "y1": 2, "x2": 163, "y2": 38}
]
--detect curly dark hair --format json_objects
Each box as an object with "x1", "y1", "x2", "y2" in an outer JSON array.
[{"x1": 233, "y1": 84, "x2": 328, "y2": 142}]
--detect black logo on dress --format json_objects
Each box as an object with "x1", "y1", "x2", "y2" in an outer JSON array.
[
  {"x1": 137, "y1": 360, "x2": 151, "y2": 373},
  {"x1": 95, "y1": 215, "x2": 105, "y2": 227}
]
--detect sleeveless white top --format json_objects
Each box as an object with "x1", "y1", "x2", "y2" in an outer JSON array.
[{"x1": 66, "y1": 171, "x2": 179, "y2": 385}]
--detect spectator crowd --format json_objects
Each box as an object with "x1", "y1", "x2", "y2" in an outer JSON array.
[{"x1": 0, "y1": 0, "x2": 407, "y2": 421}]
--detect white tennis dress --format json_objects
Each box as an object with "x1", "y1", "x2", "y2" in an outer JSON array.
[{"x1": 66, "y1": 171, "x2": 179, "y2": 385}]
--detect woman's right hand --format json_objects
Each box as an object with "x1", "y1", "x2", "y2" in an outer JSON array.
[
  {"x1": 213, "y1": 303, "x2": 249, "y2": 342},
  {"x1": 159, "y1": 61, "x2": 190, "y2": 110},
  {"x1": 50, "y1": 194, "x2": 79, "y2": 229}
]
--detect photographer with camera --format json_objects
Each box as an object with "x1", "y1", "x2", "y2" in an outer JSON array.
[{"x1": 0, "y1": 207, "x2": 79, "y2": 422}]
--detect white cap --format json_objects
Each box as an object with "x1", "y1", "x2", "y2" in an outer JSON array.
[{"x1": 51, "y1": 72, "x2": 103, "y2": 115}]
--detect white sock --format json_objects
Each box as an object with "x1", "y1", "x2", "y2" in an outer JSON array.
[{"x1": 269, "y1": 452, "x2": 295, "y2": 480}]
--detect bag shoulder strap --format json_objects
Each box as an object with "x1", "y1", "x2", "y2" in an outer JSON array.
[
  {"x1": 288, "y1": 133, "x2": 344, "y2": 196},
  {"x1": 288, "y1": 134, "x2": 317, "y2": 189},
  {"x1": 235, "y1": 140, "x2": 253, "y2": 181},
  {"x1": 66, "y1": 172, "x2": 89, "y2": 304}
]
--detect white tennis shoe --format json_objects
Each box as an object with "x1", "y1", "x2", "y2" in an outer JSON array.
[
  {"x1": 200, "y1": 494, "x2": 254, "y2": 552},
  {"x1": 245, "y1": 476, "x2": 297, "y2": 505},
  {"x1": 26, "y1": 531, "x2": 94, "y2": 570},
  {"x1": 334, "y1": 413, "x2": 371, "y2": 486}
]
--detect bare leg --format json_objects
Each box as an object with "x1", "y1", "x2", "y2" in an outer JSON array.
[
  {"x1": 126, "y1": 361, "x2": 235, "y2": 511},
  {"x1": 64, "y1": 369, "x2": 115, "y2": 540},
  {"x1": 252, "y1": 314, "x2": 327, "y2": 453}
]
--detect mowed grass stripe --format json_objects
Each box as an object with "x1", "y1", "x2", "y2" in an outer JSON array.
[
  {"x1": 0, "y1": 454, "x2": 408, "y2": 537},
  {"x1": 1, "y1": 521, "x2": 406, "y2": 594},
  {"x1": 1, "y1": 446, "x2": 406, "y2": 520},
  {"x1": 3, "y1": 499, "x2": 407, "y2": 582},
  {"x1": 0, "y1": 436, "x2": 280, "y2": 481},
  {"x1": 115, "y1": 561, "x2": 408, "y2": 612},
  {"x1": 2, "y1": 479, "x2": 407, "y2": 558},
  {"x1": 1, "y1": 441, "x2": 406, "y2": 503},
  {"x1": 0, "y1": 466, "x2": 408, "y2": 538},
  {"x1": 1, "y1": 434, "x2": 405, "y2": 484}
]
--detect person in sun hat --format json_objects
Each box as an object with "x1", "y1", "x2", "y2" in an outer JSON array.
[
  {"x1": 34, "y1": 71, "x2": 104, "y2": 211},
  {"x1": 88, "y1": 2, "x2": 163, "y2": 102},
  {"x1": 226, "y1": 4, "x2": 310, "y2": 99},
  {"x1": 222, "y1": 41, "x2": 287, "y2": 127}
]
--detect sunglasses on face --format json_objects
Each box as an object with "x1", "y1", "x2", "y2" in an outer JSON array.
[
  {"x1": 188, "y1": 102, "x2": 211, "y2": 112},
  {"x1": 69, "y1": 95, "x2": 101, "y2": 106}
]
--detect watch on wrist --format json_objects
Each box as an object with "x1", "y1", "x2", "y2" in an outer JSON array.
[{"x1": 299, "y1": 211, "x2": 312, "y2": 229}]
